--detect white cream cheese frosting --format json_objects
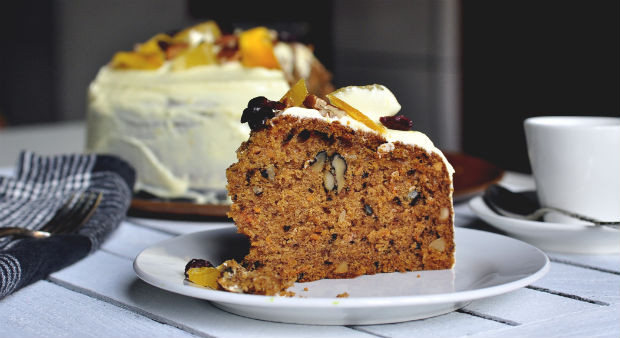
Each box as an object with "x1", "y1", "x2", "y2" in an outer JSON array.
[{"x1": 86, "y1": 62, "x2": 289, "y2": 203}]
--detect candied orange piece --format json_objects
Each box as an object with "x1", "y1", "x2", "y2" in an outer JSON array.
[
  {"x1": 171, "y1": 42, "x2": 216, "y2": 70},
  {"x1": 239, "y1": 27, "x2": 280, "y2": 69},
  {"x1": 110, "y1": 51, "x2": 164, "y2": 70},
  {"x1": 136, "y1": 33, "x2": 172, "y2": 55},
  {"x1": 326, "y1": 94, "x2": 386, "y2": 134},
  {"x1": 187, "y1": 267, "x2": 221, "y2": 289},
  {"x1": 173, "y1": 21, "x2": 222, "y2": 45},
  {"x1": 110, "y1": 33, "x2": 170, "y2": 70},
  {"x1": 280, "y1": 79, "x2": 308, "y2": 107}
]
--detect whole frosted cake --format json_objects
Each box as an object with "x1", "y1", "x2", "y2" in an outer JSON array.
[{"x1": 86, "y1": 21, "x2": 332, "y2": 203}]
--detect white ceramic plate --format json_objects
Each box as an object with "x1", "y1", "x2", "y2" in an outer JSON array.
[
  {"x1": 133, "y1": 227, "x2": 548, "y2": 325},
  {"x1": 469, "y1": 196, "x2": 620, "y2": 254}
]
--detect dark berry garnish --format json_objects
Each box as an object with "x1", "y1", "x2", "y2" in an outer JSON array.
[
  {"x1": 184, "y1": 258, "x2": 213, "y2": 278},
  {"x1": 380, "y1": 115, "x2": 413, "y2": 131},
  {"x1": 247, "y1": 96, "x2": 269, "y2": 108},
  {"x1": 268, "y1": 100, "x2": 286, "y2": 110},
  {"x1": 241, "y1": 96, "x2": 286, "y2": 131}
]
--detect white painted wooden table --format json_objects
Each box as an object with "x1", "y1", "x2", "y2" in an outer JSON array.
[{"x1": 1, "y1": 123, "x2": 619, "y2": 338}]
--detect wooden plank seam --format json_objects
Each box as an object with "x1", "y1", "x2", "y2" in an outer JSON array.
[
  {"x1": 549, "y1": 258, "x2": 620, "y2": 276},
  {"x1": 345, "y1": 326, "x2": 391, "y2": 338},
  {"x1": 455, "y1": 308, "x2": 521, "y2": 326},
  {"x1": 128, "y1": 220, "x2": 186, "y2": 236},
  {"x1": 101, "y1": 248, "x2": 135, "y2": 261},
  {"x1": 526, "y1": 285, "x2": 610, "y2": 306}
]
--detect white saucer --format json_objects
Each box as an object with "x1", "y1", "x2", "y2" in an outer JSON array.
[
  {"x1": 133, "y1": 227, "x2": 549, "y2": 325},
  {"x1": 469, "y1": 196, "x2": 620, "y2": 254}
]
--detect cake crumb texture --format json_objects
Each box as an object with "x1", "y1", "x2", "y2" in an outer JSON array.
[
  {"x1": 217, "y1": 259, "x2": 295, "y2": 295},
  {"x1": 227, "y1": 115, "x2": 454, "y2": 284}
]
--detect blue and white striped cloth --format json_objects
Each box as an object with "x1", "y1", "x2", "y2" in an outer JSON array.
[{"x1": 0, "y1": 152, "x2": 135, "y2": 299}]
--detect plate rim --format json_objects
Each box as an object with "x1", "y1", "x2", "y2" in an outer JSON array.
[
  {"x1": 468, "y1": 196, "x2": 620, "y2": 233},
  {"x1": 133, "y1": 227, "x2": 550, "y2": 308}
]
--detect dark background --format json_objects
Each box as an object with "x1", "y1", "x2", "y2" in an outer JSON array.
[
  {"x1": 461, "y1": 1, "x2": 619, "y2": 173},
  {"x1": 0, "y1": 1, "x2": 618, "y2": 174},
  {"x1": 0, "y1": 2, "x2": 57, "y2": 125}
]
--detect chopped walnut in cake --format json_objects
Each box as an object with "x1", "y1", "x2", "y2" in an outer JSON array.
[{"x1": 305, "y1": 150, "x2": 348, "y2": 193}]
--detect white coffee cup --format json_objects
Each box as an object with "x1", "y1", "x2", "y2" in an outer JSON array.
[{"x1": 524, "y1": 116, "x2": 620, "y2": 222}]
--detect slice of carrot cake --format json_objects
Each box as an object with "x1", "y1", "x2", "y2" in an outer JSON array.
[{"x1": 224, "y1": 81, "x2": 455, "y2": 290}]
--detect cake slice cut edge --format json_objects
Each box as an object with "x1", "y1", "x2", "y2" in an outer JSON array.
[{"x1": 221, "y1": 84, "x2": 455, "y2": 295}]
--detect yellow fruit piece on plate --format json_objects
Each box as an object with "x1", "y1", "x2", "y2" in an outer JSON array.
[
  {"x1": 326, "y1": 93, "x2": 386, "y2": 134},
  {"x1": 171, "y1": 42, "x2": 216, "y2": 71},
  {"x1": 136, "y1": 33, "x2": 172, "y2": 55},
  {"x1": 110, "y1": 51, "x2": 164, "y2": 70},
  {"x1": 239, "y1": 27, "x2": 280, "y2": 69},
  {"x1": 186, "y1": 267, "x2": 221, "y2": 289},
  {"x1": 280, "y1": 79, "x2": 308, "y2": 107},
  {"x1": 173, "y1": 21, "x2": 222, "y2": 46}
]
